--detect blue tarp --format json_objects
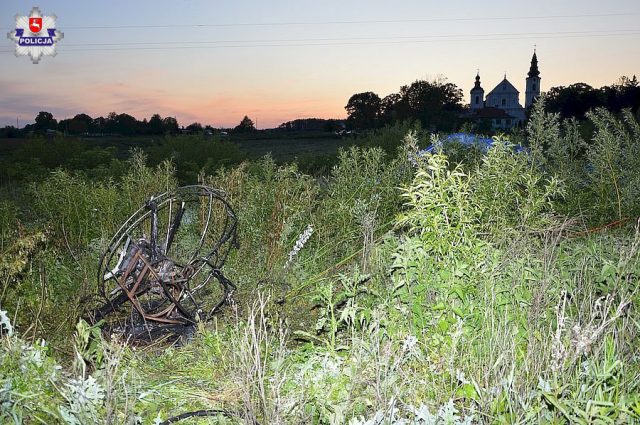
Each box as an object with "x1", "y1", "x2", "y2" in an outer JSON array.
[
  {"x1": 420, "y1": 133, "x2": 525, "y2": 155},
  {"x1": 421, "y1": 133, "x2": 495, "y2": 154}
]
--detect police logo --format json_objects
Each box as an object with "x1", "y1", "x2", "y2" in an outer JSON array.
[{"x1": 7, "y1": 7, "x2": 64, "y2": 64}]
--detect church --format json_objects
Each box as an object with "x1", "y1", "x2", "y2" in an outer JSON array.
[{"x1": 466, "y1": 51, "x2": 541, "y2": 130}]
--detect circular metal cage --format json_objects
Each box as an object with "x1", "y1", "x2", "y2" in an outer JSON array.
[{"x1": 92, "y1": 185, "x2": 238, "y2": 335}]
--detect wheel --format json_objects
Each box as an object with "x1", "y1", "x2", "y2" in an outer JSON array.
[{"x1": 95, "y1": 185, "x2": 238, "y2": 332}]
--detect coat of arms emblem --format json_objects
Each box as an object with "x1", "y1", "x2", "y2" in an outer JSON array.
[{"x1": 7, "y1": 7, "x2": 64, "y2": 63}]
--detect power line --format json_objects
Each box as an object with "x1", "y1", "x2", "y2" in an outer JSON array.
[
  {"x1": 33, "y1": 28, "x2": 640, "y2": 47},
  {"x1": 2, "y1": 30, "x2": 639, "y2": 53},
  {"x1": 2, "y1": 11, "x2": 640, "y2": 31}
]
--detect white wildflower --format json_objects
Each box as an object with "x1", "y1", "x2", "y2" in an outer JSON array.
[
  {"x1": 408, "y1": 404, "x2": 437, "y2": 424},
  {"x1": 402, "y1": 335, "x2": 418, "y2": 353},
  {"x1": 348, "y1": 411, "x2": 385, "y2": 425},
  {"x1": 60, "y1": 375, "x2": 105, "y2": 424},
  {"x1": 537, "y1": 377, "x2": 551, "y2": 392},
  {"x1": 551, "y1": 290, "x2": 568, "y2": 372},
  {"x1": 284, "y1": 224, "x2": 314, "y2": 269},
  {"x1": 438, "y1": 399, "x2": 461, "y2": 423},
  {"x1": 152, "y1": 412, "x2": 163, "y2": 425},
  {"x1": 0, "y1": 309, "x2": 13, "y2": 337},
  {"x1": 456, "y1": 369, "x2": 470, "y2": 385}
]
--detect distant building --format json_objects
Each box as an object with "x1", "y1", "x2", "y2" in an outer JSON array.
[
  {"x1": 525, "y1": 51, "x2": 541, "y2": 109},
  {"x1": 465, "y1": 51, "x2": 541, "y2": 130}
]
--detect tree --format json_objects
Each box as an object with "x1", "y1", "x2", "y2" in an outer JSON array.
[
  {"x1": 186, "y1": 122, "x2": 203, "y2": 133},
  {"x1": 546, "y1": 77, "x2": 640, "y2": 119},
  {"x1": 379, "y1": 93, "x2": 403, "y2": 125},
  {"x1": 104, "y1": 112, "x2": 118, "y2": 133},
  {"x1": 57, "y1": 118, "x2": 86, "y2": 134},
  {"x1": 234, "y1": 116, "x2": 256, "y2": 133},
  {"x1": 397, "y1": 79, "x2": 463, "y2": 131},
  {"x1": 73, "y1": 113, "x2": 93, "y2": 127},
  {"x1": 545, "y1": 83, "x2": 603, "y2": 119},
  {"x1": 34, "y1": 111, "x2": 57, "y2": 131},
  {"x1": 162, "y1": 117, "x2": 179, "y2": 134},
  {"x1": 616, "y1": 75, "x2": 638, "y2": 88},
  {"x1": 113, "y1": 113, "x2": 139, "y2": 135},
  {"x1": 140, "y1": 118, "x2": 149, "y2": 135},
  {"x1": 60, "y1": 113, "x2": 93, "y2": 134},
  {"x1": 148, "y1": 114, "x2": 164, "y2": 135},
  {"x1": 93, "y1": 116, "x2": 106, "y2": 134},
  {"x1": 604, "y1": 75, "x2": 640, "y2": 115},
  {"x1": 345, "y1": 92, "x2": 381, "y2": 130}
]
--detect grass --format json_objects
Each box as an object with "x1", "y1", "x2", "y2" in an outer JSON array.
[{"x1": 1, "y1": 106, "x2": 640, "y2": 424}]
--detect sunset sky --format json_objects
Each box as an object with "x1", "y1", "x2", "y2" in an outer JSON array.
[{"x1": 1, "y1": 0, "x2": 639, "y2": 129}]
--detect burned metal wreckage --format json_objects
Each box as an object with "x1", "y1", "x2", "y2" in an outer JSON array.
[{"x1": 89, "y1": 185, "x2": 238, "y2": 341}]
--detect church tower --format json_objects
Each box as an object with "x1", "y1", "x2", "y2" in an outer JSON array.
[
  {"x1": 525, "y1": 50, "x2": 541, "y2": 108},
  {"x1": 470, "y1": 72, "x2": 484, "y2": 110}
]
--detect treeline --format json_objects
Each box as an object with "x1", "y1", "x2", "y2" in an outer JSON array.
[
  {"x1": 344, "y1": 75, "x2": 640, "y2": 132},
  {"x1": 545, "y1": 75, "x2": 640, "y2": 120},
  {"x1": 345, "y1": 78, "x2": 464, "y2": 132},
  {"x1": 0, "y1": 113, "x2": 260, "y2": 138},
  {"x1": 11, "y1": 112, "x2": 184, "y2": 136},
  {"x1": 277, "y1": 118, "x2": 345, "y2": 132}
]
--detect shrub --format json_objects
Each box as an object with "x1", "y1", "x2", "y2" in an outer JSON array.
[
  {"x1": 471, "y1": 137, "x2": 563, "y2": 240},
  {"x1": 585, "y1": 108, "x2": 640, "y2": 221}
]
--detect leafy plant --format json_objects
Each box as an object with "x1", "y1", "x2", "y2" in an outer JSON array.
[{"x1": 471, "y1": 137, "x2": 563, "y2": 240}]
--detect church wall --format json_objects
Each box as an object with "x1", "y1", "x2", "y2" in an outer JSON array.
[
  {"x1": 485, "y1": 90, "x2": 521, "y2": 110},
  {"x1": 466, "y1": 52, "x2": 538, "y2": 129},
  {"x1": 525, "y1": 77, "x2": 541, "y2": 108},
  {"x1": 470, "y1": 89, "x2": 484, "y2": 109}
]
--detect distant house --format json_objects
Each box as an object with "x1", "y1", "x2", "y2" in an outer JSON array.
[{"x1": 464, "y1": 51, "x2": 541, "y2": 130}]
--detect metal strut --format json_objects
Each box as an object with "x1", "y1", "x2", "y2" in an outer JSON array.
[{"x1": 91, "y1": 185, "x2": 239, "y2": 340}]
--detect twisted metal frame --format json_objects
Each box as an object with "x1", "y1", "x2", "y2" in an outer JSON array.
[{"x1": 92, "y1": 185, "x2": 238, "y2": 334}]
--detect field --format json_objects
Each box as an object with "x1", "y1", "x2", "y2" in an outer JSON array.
[
  {"x1": 0, "y1": 131, "x2": 349, "y2": 161},
  {"x1": 1, "y1": 102, "x2": 640, "y2": 424},
  {"x1": 236, "y1": 134, "x2": 353, "y2": 162},
  {"x1": 0, "y1": 131, "x2": 354, "y2": 186}
]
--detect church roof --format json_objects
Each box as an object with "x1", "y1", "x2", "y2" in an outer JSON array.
[
  {"x1": 528, "y1": 52, "x2": 540, "y2": 78},
  {"x1": 487, "y1": 78, "x2": 519, "y2": 96},
  {"x1": 471, "y1": 73, "x2": 483, "y2": 92}
]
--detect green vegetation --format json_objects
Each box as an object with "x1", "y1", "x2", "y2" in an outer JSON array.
[
  {"x1": 1, "y1": 102, "x2": 640, "y2": 424},
  {"x1": 0, "y1": 131, "x2": 350, "y2": 186}
]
